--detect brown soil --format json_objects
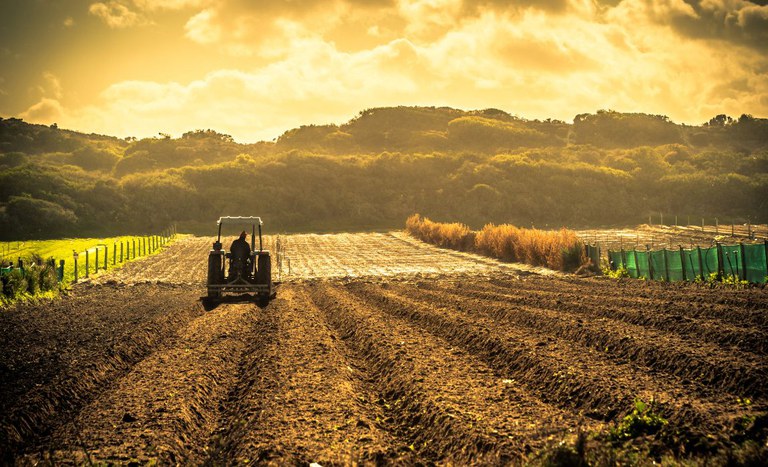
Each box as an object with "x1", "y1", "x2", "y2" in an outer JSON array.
[{"x1": 1, "y1": 232, "x2": 766, "y2": 464}]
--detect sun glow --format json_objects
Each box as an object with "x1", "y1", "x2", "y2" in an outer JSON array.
[{"x1": 1, "y1": 0, "x2": 766, "y2": 142}]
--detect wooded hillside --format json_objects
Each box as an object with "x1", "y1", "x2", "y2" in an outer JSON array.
[{"x1": 1, "y1": 107, "x2": 766, "y2": 239}]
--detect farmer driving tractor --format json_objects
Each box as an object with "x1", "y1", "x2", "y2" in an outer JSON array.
[{"x1": 229, "y1": 230, "x2": 251, "y2": 278}]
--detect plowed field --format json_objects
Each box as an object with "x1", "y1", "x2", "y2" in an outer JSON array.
[{"x1": 1, "y1": 232, "x2": 766, "y2": 465}]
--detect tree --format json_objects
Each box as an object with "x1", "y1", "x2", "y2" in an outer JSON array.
[{"x1": 1, "y1": 195, "x2": 78, "y2": 239}]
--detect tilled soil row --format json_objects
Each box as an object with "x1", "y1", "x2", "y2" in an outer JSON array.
[
  {"x1": 33, "y1": 302, "x2": 263, "y2": 465},
  {"x1": 492, "y1": 276, "x2": 768, "y2": 328},
  {"x1": 310, "y1": 283, "x2": 602, "y2": 463},
  {"x1": 0, "y1": 284, "x2": 203, "y2": 460},
  {"x1": 473, "y1": 278, "x2": 767, "y2": 356},
  {"x1": 345, "y1": 282, "x2": 759, "y2": 446},
  {"x1": 403, "y1": 280, "x2": 767, "y2": 398},
  {"x1": 310, "y1": 285, "x2": 517, "y2": 463},
  {"x1": 208, "y1": 287, "x2": 408, "y2": 465}
]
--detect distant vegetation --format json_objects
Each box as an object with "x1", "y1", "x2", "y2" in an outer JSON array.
[
  {"x1": 1, "y1": 107, "x2": 766, "y2": 239},
  {"x1": 406, "y1": 214, "x2": 585, "y2": 272}
]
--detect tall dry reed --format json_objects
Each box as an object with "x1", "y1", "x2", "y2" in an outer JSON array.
[
  {"x1": 406, "y1": 214, "x2": 585, "y2": 272},
  {"x1": 405, "y1": 214, "x2": 475, "y2": 251}
]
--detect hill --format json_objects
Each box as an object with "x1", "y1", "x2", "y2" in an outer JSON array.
[{"x1": 0, "y1": 108, "x2": 766, "y2": 239}]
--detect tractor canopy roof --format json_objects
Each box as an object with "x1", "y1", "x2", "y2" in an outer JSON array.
[{"x1": 217, "y1": 216, "x2": 263, "y2": 226}]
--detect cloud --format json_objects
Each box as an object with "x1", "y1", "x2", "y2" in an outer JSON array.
[
  {"x1": 462, "y1": 0, "x2": 571, "y2": 15},
  {"x1": 20, "y1": 98, "x2": 65, "y2": 123},
  {"x1": 131, "y1": 0, "x2": 213, "y2": 11},
  {"x1": 89, "y1": 1, "x2": 151, "y2": 28},
  {"x1": 184, "y1": 9, "x2": 221, "y2": 44},
  {"x1": 34, "y1": 0, "x2": 768, "y2": 141},
  {"x1": 40, "y1": 72, "x2": 63, "y2": 100},
  {"x1": 610, "y1": 0, "x2": 768, "y2": 49}
]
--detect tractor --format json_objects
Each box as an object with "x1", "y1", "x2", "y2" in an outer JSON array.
[{"x1": 206, "y1": 216, "x2": 274, "y2": 302}]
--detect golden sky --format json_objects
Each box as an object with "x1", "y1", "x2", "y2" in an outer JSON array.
[{"x1": 1, "y1": 0, "x2": 767, "y2": 142}]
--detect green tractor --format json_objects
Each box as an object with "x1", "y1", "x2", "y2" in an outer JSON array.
[{"x1": 206, "y1": 216, "x2": 274, "y2": 302}]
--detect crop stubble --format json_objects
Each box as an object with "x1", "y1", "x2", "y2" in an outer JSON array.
[{"x1": 1, "y1": 232, "x2": 766, "y2": 464}]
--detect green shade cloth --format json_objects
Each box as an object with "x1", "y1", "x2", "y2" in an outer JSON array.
[
  {"x1": 649, "y1": 250, "x2": 666, "y2": 280},
  {"x1": 743, "y1": 243, "x2": 767, "y2": 284},
  {"x1": 603, "y1": 243, "x2": 766, "y2": 284},
  {"x1": 666, "y1": 249, "x2": 684, "y2": 281},
  {"x1": 635, "y1": 251, "x2": 650, "y2": 279}
]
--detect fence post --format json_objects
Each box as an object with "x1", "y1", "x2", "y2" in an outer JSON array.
[
  {"x1": 120, "y1": 242, "x2": 124, "y2": 262},
  {"x1": 765, "y1": 240, "x2": 768, "y2": 280},
  {"x1": 647, "y1": 246, "x2": 654, "y2": 281},
  {"x1": 58, "y1": 259, "x2": 65, "y2": 282},
  {"x1": 697, "y1": 246, "x2": 704, "y2": 280},
  {"x1": 663, "y1": 248, "x2": 670, "y2": 281},
  {"x1": 132, "y1": 239, "x2": 136, "y2": 259},
  {"x1": 103, "y1": 245, "x2": 108, "y2": 270},
  {"x1": 679, "y1": 247, "x2": 687, "y2": 281},
  {"x1": 739, "y1": 243, "x2": 747, "y2": 281},
  {"x1": 73, "y1": 252, "x2": 79, "y2": 283},
  {"x1": 716, "y1": 242, "x2": 724, "y2": 281},
  {"x1": 633, "y1": 249, "x2": 639, "y2": 278},
  {"x1": 113, "y1": 243, "x2": 117, "y2": 265},
  {"x1": 85, "y1": 250, "x2": 90, "y2": 278}
]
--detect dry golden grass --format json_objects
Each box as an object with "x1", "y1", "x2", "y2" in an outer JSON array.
[
  {"x1": 406, "y1": 214, "x2": 585, "y2": 272},
  {"x1": 406, "y1": 214, "x2": 475, "y2": 251}
]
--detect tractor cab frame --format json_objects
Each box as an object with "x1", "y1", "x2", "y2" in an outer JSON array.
[{"x1": 206, "y1": 216, "x2": 273, "y2": 301}]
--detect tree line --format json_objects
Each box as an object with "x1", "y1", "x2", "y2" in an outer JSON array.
[{"x1": 0, "y1": 107, "x2": 766, "y2": 240}]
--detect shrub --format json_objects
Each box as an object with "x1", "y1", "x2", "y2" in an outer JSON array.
[
  {"x1": 602, "y1": 265, "x2": 630, "y2": 279},
  {"x1": 2, "y1": 269, "x2": 28, "y2": 299}
]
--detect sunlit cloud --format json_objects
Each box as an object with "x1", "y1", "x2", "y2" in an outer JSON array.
[
  {"x1": 4, "y1": 0, "x2": 766, "y2": 141},
  {"x1": 184, "y1": 9, "x2": 221, "y2": 45},
  {"x1": 132, "y1": 0, "x2": 213, "y2": 11},
  {"x1": 20, "y1": 98, "x2": 65, "y2": 123},
  {"x1": 88, "y1": 1, "x2": 151, "y2": 28}
]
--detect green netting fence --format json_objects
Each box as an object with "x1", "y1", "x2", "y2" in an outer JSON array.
[{"x1": 606, "y1": 242, "x2": 768, "y2": 283}]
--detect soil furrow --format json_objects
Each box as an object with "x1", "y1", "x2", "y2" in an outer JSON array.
[
  {"x1": 345, "y1": 282, "x2": 753, "y2": 443},
  {"x1": 311, "y1": 282, "x2": 604, "y2": 462},
  {"x1": 397, "y1": 281, "x2": 767, "y2": 397},
  {"x1": 208, "y1": 286, "x2": 404, "y2": 465},
  {"x1": 486, "y1": 277, "x2": 768, "y2": 328},
  {"x1": 463, "y1": 279, "x2": 768, "y2": 355},
  {"x1": 0, "y1": 284, "x2": 201, "y2": 461},
  {"x1": 310, "y1": 282, "x2": 535, "y2": 463}
]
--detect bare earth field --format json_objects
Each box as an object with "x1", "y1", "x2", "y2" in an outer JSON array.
[{"x1": 1, "y1": 232, "x2": 766, "y2": 464}]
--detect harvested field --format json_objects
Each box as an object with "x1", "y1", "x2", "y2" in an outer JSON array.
[
  {"x1": 575, "y1": 223, "x2": 768, "y2": 251},
  {"x1": 1, "y1": 232, "x2": 766, "y2": 464}
]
